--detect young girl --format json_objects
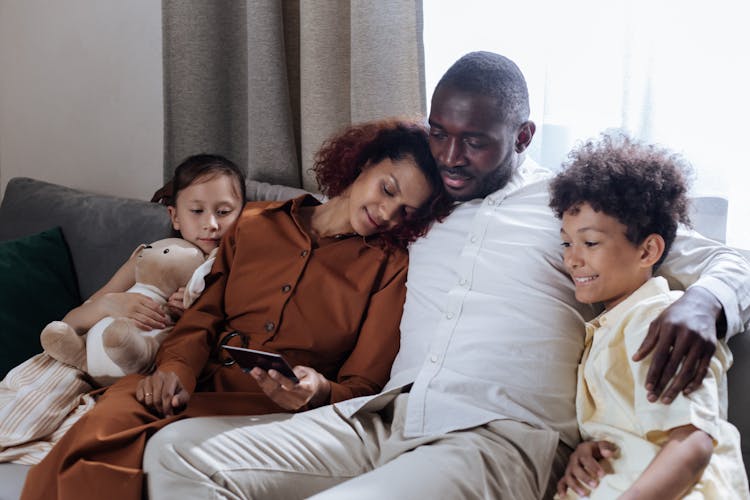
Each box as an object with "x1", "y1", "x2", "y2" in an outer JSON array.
[
  {"x1": 62, "y1": 154, "x2": 246, "y2": 333},
  {"x1": 0, "y1": 154, "x2": 245, "y2": 464},
  {"x1": 549, "y1": 134, "x2": 748, "y2": 499},
  {"x1": 21, "y1": 118, "x2": 453, "y2": 500}
]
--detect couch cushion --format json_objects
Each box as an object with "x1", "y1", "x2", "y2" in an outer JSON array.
[
  {"x1": 0, "y1": 227, "x2": 81, "y2": 378},
  {"x1": 0, "y1": 178, "x2": 173, "y2": 300}
]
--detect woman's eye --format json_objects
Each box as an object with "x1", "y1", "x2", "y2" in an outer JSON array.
[
  {"x1": 383, "y1": 185, "x2": 394, "y2": 196},
  {"x1": 190, "y1": 209, "x2": 203, "y2": 214},
  {"x1": 560, "y1": 242, "x2": 571, "y2": 248},
  {"x1": 585, "y1": 241, "x2": 598, "y2": 247},
  {"x1": 217, "y1": 209, "x2": 232, "y2": 216}
]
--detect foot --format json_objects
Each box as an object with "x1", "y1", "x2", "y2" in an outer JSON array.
[{"x1": 40, "y1": 321, "x2": 87, "y2": 370}]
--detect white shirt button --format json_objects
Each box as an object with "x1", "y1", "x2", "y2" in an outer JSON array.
[
  {"x1": 459, "y1": 278, "x2": 467, "y2": 286},
  {"x1": 446, "y1": 312, "x2": 454, "y2": 319},
  {"x1": 430, "y1": 355, "x2": 438, "y2": 363},
  {"x1": 470, "y1": 235, "x2": 478, "y2": 243}
]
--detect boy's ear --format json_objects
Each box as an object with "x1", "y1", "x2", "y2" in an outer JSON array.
[
  {"x1": 167, "y1": 206, "x2": 180, "y2": 231},
  {"x1": 639, "y1": 234, "x2": 665, "y2": 268}
]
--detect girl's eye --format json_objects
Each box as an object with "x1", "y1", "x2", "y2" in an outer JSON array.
[
  {"x1": 217, "y1": 209, "x2": 232, "y2": 216},
  {"x1": 383, "y1": 184, "x2": 394, "y2": 197},
  {"x1": 190, "y1": 209, "x2": 204, "y2": 214},
  {"x1": 585, "y1": 241, "x2": 598, "y2": 247},
  {"x1": 560, "y1": 241, "x2": 571, "y2": 248}
]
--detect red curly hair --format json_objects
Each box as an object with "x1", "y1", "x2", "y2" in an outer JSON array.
[{"x1": 312, "y1": 118, "x2": 453, "y2": 250}]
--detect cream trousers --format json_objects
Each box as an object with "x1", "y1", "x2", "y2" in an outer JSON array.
[{"x1": 143, "y1": 393, "x2": 568, "y2": 499}]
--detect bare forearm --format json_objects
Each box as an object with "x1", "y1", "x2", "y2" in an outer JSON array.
[
  {"x1": 622, "y1": 426, "x2": 713, "y2": 500},
  {"x1": 61, "y1": 299, "x2": 109, "y2": 333}
]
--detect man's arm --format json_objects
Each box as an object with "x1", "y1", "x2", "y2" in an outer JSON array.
[{"x1": 635, "y1": 227, "x2": 750, "y2": 403}]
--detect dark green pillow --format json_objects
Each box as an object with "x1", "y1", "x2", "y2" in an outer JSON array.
[{"x1": 0, "y1": 227, "x2": 81, "y2": 378}]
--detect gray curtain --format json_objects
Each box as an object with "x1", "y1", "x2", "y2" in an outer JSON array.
[{"x1": 162, "y1": 0, "x2": 425, "y2": 191}]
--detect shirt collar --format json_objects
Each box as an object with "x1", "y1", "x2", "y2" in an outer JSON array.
[{"x1": 587, "y1": 276, "x2": 670, "y2": 331}]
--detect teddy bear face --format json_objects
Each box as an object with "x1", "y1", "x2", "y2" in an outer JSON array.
[{"x1": 135, "y1": 238, "x2": 206, "y2": 296}]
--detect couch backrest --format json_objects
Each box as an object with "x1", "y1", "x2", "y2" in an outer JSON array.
[{"x1": 0, "y1": 178, "x2": 173, "y2": 299}]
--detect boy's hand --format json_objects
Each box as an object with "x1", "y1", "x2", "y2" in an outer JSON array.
[
  {"x1": 633, "y1": 287, "x2": 720, "y2": 404},
  {"x1": 136, "y1": 370, "x2": 190, "y2": 416},
  {"x1": 556, "y1": 440, "x2": 618, "y2": 497},
  {"x1": 166, "y1": 287, "x2": 187, "y2": 319},
  {"x1": 101, "y1": 292, "x2": 169, "y2": 330},
  {"x1": 250, "y1": 365, "x2": 331, "y2": 410}
]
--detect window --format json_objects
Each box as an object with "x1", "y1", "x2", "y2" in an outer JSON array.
[{"x1": 424, "y1": 0, "x2": 750, "y2": 248}]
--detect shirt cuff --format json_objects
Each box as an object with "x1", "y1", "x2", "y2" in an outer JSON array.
[{"x1": 689, "y1": 278, "x2": 744, "y2": 339}]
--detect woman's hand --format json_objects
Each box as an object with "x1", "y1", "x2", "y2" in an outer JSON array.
[
  {"x1": 136, "y1": 370, "x2": 191, "y2": 417},
  {"x1": 165, "y1": 287, "x2": 187, "y2": 319},
  {"x1": 556, "y1": 440, "x2": 618, "y2": 497},
  {"x1": 100, "y1": 292, "x2": 170, "y2": 330},
  {"x1": 250, "y1": 365, "x2": 331, "y2": 410}
]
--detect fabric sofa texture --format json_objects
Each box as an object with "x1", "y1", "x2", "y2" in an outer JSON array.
[{"x1": 0, "y1": 177, "x2": 747, "y2": 499}]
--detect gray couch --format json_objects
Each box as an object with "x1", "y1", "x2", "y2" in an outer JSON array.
[{"x1": 0, "y1": 177, "x2": 747, "y2": 499}]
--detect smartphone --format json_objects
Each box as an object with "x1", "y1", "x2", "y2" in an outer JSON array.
[{"x1": 221, "y1": 345, "x2": 299, "y2": 383}]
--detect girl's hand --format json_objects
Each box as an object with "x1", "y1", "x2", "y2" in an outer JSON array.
[
  {"x1": 250, "y1": 365, "x2": 331, "y2": 410},
  {"x1": 100, "y1": 292, "x2": 169, "y2": 330},
  {"x1": 556, "y1": 440, "x2": 618, "y2": 497},
  {"x1": 136, "y1": 370, "x2": 190, "y2": 417},
  {"x1": 166, "y1": 287, "x2": 187, "y2": 319}
]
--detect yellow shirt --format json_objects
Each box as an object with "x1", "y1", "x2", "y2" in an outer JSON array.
[{"x1": 561, "y1": 277, "x2": 749, "y2": 499}]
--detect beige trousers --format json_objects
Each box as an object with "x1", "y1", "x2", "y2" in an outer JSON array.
[{"x1": 143, "y1": 393, "x2": 569, "y2": 500}]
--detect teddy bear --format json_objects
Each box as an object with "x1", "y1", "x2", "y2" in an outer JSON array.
[{"x1": 40, "y1": 238, "x2": 207, "y2": 386}]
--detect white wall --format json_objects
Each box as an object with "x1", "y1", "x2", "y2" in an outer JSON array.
[{"x1": 0, "y1": 0, "x2": 163, "y2": 201}]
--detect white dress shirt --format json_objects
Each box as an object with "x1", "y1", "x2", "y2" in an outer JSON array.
[{"x1": 336, "y1": 159, "x2": 750, "y2": 448}]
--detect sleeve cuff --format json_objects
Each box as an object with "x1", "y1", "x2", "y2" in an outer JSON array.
[{"x1": 689, "y1": 278, "x2": 744, "y2": 339}]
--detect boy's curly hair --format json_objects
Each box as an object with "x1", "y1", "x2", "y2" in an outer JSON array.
[
  {"x1": 548, "y1": 133, "x2": 692, "y2": 269},
  {"x1": 313, "y1": 118, "x2": 453, "y2": 250}
]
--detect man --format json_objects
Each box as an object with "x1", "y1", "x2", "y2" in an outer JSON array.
[{"x1": 143, "y1": 52, "x2": 749, "y2": 499}]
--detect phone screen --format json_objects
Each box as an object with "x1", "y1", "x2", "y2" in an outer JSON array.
[{"x1": 222, "y1": 345, "x2": 299, "y2": 383}]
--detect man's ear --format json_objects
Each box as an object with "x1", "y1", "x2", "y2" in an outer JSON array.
[
  {"x1": 640, "y1": 234, "x2": 665, "y2": 268},
  {"x1": 167, "y1": 206, "x2": 180, "y2": 231},
  {"x1": 515, "y1": 121, "x2": 536, "y2": 153}
]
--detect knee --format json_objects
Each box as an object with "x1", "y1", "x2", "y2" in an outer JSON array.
[{"x1": 143, "y1": 421, "x2": 187, "y2": 472}]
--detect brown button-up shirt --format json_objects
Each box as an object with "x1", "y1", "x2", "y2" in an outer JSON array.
[{"x1": 157, "y1": 195, "x2": 407, "y2": 406}]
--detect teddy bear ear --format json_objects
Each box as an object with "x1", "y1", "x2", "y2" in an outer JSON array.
[{"x1": 129, "y1": 243, "x2": 147, "y2": 259}]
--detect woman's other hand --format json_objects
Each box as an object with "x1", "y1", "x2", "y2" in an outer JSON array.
[
  {"x1": 250, "y1": 365, "x2": 331, "y2": 410},
  {"x1": 101, "y1": 292, "x2": 170, "y2": 330},
  {"x1": 136, "y1": 370, "x2": 190, "y2": 417}
]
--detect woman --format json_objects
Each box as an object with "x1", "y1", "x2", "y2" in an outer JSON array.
[{"x1": 21, "y1": 118, "x2": 452, "y2": 500}]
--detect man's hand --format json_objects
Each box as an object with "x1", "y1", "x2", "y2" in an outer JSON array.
[
  {"x1": 136, "y1": 370, "x2": 190, "y2": 417},
  {"x1": 250, "y1": 365, "x2": 331, "y2": 410},
  {"x1": 556, "y1": 440, "x2": 618, "y2": 497},
  {"x1": 632, "y1": 287, "x2": 722, "y2": 404}
]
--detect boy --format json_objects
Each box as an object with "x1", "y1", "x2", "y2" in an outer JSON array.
[{"x1": 550, "y1": 134, "x2": 749, "y2": 499}]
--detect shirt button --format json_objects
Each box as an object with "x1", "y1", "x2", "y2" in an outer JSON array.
[
  {"x1": 430, "y1": 355, "x2": 438, "y2": 363},
  {"x1": 446, "y1": 312, "x2": 454, "y2": 319},
  {"x1": 459, "y1": 278, "x2": 467, "y2": 286},
  {"x1": 300, "y1": 250, "x2": 309, "y2": 257},
  {"x1": 264, "y1": 321, "x2": 275, "y2": 332},
  {"x1": 281, "y1": 284, "x2": 291, "y2": 293},
  {"x1": 470, "y1": 235, "x2": 478, "y2": 243}
]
